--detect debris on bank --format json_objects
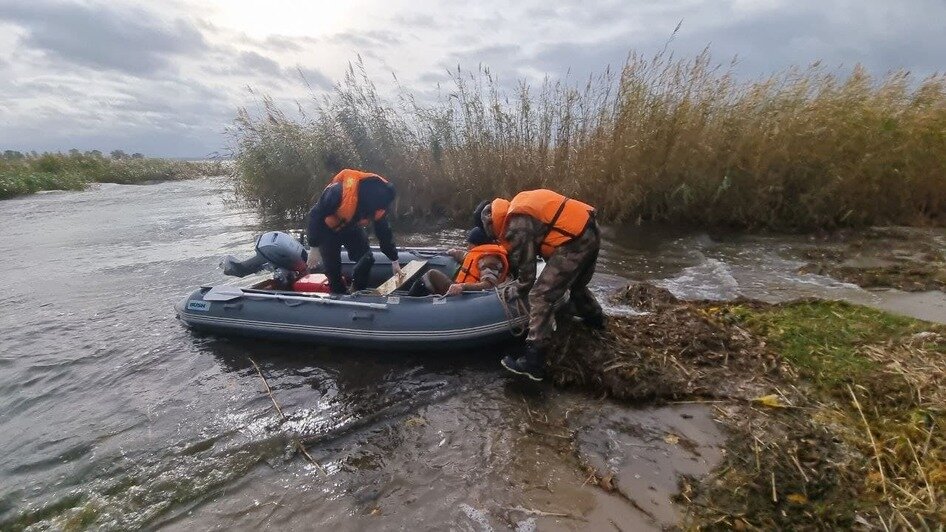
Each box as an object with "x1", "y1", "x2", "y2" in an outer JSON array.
[
  {"x1": 547, "y1": 283, "x2": 781, "y2": 402},
  {"x1": 547, "y1": 283, "x2": 946, "y2": 529}
]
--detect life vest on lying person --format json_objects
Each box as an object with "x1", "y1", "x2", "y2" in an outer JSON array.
[
  {"x1": 496, "y1": 189, "x2": 595, "y2": 259},
  {"x1": 455, "y1": 244, "x2": 509, "y2": 284},
  {"x1": 323, "y1": 169, "x2": 390, "y2": 231}
]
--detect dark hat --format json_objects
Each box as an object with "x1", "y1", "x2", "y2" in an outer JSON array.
[
  {"x1": 472, "y1": 199, "x2": 490, "y2": 229},
  {"x1": 359, "y1": 178, "x2": 396, "y2": 213},
  {"x1": 466, "y1": 226, "x2": 491, "y2": 246}
]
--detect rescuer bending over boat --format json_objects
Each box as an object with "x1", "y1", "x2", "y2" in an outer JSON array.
[
  {"x1": 478, "y1": 189, "x2": 606, "y2": 381},
  {"x1": 307, "y1": 168, "x2": 401, "y2": 294}
]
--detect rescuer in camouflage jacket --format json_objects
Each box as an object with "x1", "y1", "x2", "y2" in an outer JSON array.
[{"x1": 477, "y1": 190, "x2": 605, "y2": 381}]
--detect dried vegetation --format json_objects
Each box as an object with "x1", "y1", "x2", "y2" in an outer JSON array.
[
  {"x1": 547, "y1": 284, "x2": 946, "y2": 528},
  {"x1": 233, "y1": 50, "x2": 946, "y2": 230}
]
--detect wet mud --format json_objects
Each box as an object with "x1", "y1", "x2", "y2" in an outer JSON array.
[{"x1": 548, "y1": 282, "x2": 945, "y2": 528}]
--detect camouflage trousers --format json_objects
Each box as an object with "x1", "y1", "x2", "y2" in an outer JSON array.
[{"x1": 525, "y1": 220, "x2": 603, "y2": 349}]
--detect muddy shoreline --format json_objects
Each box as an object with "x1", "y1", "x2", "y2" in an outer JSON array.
[{"x1": 545, "y1": 283, "x2": 945, "y2": 529}]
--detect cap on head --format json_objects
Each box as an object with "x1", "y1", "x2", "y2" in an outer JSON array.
[
  {"x1": 472, "y1": 199, "x2": 490, "y2": 229},
  {"x1": 466, "y1": 226, "x2": 490, "y2": 246},
  {"x1": 358, "y1": 178, "x2": 396, "y2": 213}
]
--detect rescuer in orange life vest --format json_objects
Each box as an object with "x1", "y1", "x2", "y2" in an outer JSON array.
[
  {"x1": 307, "y1": 168, "x2": 401, "y2": 294},
  {"x1": 407, "y1": 227, "x2": 509, "y2": 296},
  {"x1": 475, "y1": 189, "x2": 605, "y2": 381}
]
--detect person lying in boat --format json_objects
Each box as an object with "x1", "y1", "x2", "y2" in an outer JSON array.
[
  {"x1": 476, "y1": 189, "x2": 606, "y2": 382},
  {"x1": 408, "y1": 227, "x2": 509, "y2": 296},
  {"x1": 307, "y1": 168, "x2": 401, "y2": 294}
]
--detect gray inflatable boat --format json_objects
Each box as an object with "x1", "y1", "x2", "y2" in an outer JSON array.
[{"x1": 175, "y1": 235, "x2": 528, "y2": 350}]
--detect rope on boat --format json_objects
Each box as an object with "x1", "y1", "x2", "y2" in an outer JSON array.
[{"x1": 496, "y1": 284, "x2": 529, "y2": 337}]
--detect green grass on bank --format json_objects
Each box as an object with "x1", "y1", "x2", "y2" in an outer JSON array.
[
  {"x1": 728, "y1": 301, "x2": 932, "y2": 388},
  {"x1": 703, "y1": 301, "x2": 946, "y2": 528},
  {"x1": 0, "y1": 151, "x2": 228, "y2": 199},
  {"x1": 232, "y1": 51, "x2": 946, "y2": 230}
]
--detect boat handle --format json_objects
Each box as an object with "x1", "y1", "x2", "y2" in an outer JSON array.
[
  {"x1": 223, "y1": 302, "x2": 243, "y2": 310},
  {"x1": 350, "y1": 311, "x2": 375, "y2": 321}
]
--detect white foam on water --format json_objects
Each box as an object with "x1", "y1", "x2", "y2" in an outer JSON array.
[
  {"x1": 603, "y1": 305, "x2": 650, "y2": 317},
  {"x1": 459, "y1": 503, "x2": 495, "y2": 532},
  {"x1": 515, "y1": 517, "x2": 537, "y2": 532},
  {"x1": 766, "y1": 254, "x2": 863, "y2": 291},
  {"x1": 784, "y1": 271, "x2": 863, "y2": 291},
  {"x1": 592, "y1": 282, "x2": 650, "y2": 317},
  {"x1": 657, "y1": 258, "x2": 740, "y2": 300},
  {"x1": 281, "y1": 408, "x2": 330, "y2": 435}
]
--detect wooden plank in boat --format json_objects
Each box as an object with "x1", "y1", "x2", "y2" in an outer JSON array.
[{"x1": 376, "y1": 260, "x2": 427, "y2": 296}]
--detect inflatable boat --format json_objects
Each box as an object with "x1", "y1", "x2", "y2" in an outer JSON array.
[{"x1": 175, "y1": 233, "x2": 528, "y2": 350}]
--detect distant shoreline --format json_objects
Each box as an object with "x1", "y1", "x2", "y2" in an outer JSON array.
[{"x1": 1, "y1": 152, "x2": 230, "y2": 200}]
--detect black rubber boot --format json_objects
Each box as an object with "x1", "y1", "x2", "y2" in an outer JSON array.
[
  {"x1": 351, "y1": 253, "x2": 376, "y2": 292},
  {"x1": 407, "y1": 279, "x2": 431, "y2": 297},
  {"x1": 501, "y1": 345, "x2": 546, "y2": 382}
]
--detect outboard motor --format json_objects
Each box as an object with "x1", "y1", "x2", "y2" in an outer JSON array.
[{"x1": 221, "y1": 231, "x2": 308, "y2": 280}]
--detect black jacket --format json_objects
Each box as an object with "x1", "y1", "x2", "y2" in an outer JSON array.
[{"x1": 307, "y1": 177, "x2": 398, "y2": 260}]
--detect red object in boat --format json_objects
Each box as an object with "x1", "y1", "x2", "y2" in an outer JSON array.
[{"x1": 293, "y1": 273, "x2": 332, "y2": 293}]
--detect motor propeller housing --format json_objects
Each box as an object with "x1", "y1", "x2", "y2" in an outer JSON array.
[{"x1": 220, "y1": 231, "x2": 308, "y2": 277}]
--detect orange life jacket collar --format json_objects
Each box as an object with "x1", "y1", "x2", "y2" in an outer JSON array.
[
  {"x1": 488, "y1": 198, "x2": 510, "y2": 244},
  {"x1": 501, "y1": 189, "x2": 595, "y2": 258},
  {"x1": 455, "y1": 244, "x2": 509, "y2": 284}
]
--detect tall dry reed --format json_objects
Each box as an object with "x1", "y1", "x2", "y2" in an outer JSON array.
[{"x1": 231, "y1": 51, "x2": 946, "y2": 230}]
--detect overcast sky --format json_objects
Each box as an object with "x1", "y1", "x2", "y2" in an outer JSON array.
[{"x1": 1, "y1": 0, "x2": 944, "y2": 158}]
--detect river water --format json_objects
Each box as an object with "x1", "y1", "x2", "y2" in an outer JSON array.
[{"x1": 2, "y1": 179, "x2": 944, "y2": 531}]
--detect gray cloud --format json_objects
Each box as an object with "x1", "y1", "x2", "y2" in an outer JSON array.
[
  {"x1": 441, "y1": 44, "x2": 524, "y2": 73},
  {"x1": 238, "y1": 50, "x2": 283, "y2": 77},
  {"x1": 525, "y1": 1, "x2": 629, "y2": 27},
  {"x1": 328, "y1": 29, "x2": 403, "y2": 48},
  {"x1": 263, "y1": 34, "x2": 312, "y2": 52},
  {"x1": 503, "y1": 0, "x2": 946, "y2": 85},
  {"x1": 417, "y1": 70, "x2": 451, "y2": 85},
  {"x1": 530, "y1": 39, "x2": 632, "y2": 82},
  {"x1": 292, "y1": 66, "x2": 334, "y2": 90},
  {"x1": 0, "y1": 0, "x2": 207, "y2": 75},
  {"x1": 2, "y1": 0, "x2": 945, "y2": 158},
  {"x1": 0, "y1": 83, "x2": 231, "y2": 157},
  {"x1": 203, "y1": 46, "x2": 333, "y2": 90},
  {"x1": 391, "y1": 13, "x2": 436, "y2": 29},
  {"x1": 658, "y1": 1, "x2": 946, "y2": 78}
]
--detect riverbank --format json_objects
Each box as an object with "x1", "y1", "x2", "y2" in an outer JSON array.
[
  {"x1": 548, "y1": 284, "x2": 945, "y2": 529},
  {"x1": 0, "y1": 152, "x2": 228, "y2": 199}
]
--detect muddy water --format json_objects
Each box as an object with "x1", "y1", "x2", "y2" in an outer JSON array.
[{"x1": 0, "y1": 179, "x2": 942, "y2": 530}]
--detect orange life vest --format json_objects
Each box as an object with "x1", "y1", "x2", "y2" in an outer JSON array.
[
  {"x1": 495, "y1": 189, "x2": 595, "y2": 258},
  {"x1": 455, "y1": 244, "x2": 509, "y2": 284},
  {"x1": 323, "y1": 169, "x2": 390, "y2": 231},
  {"x1": 488, "y1": 198, "x2": 510, "y2": 243}
]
